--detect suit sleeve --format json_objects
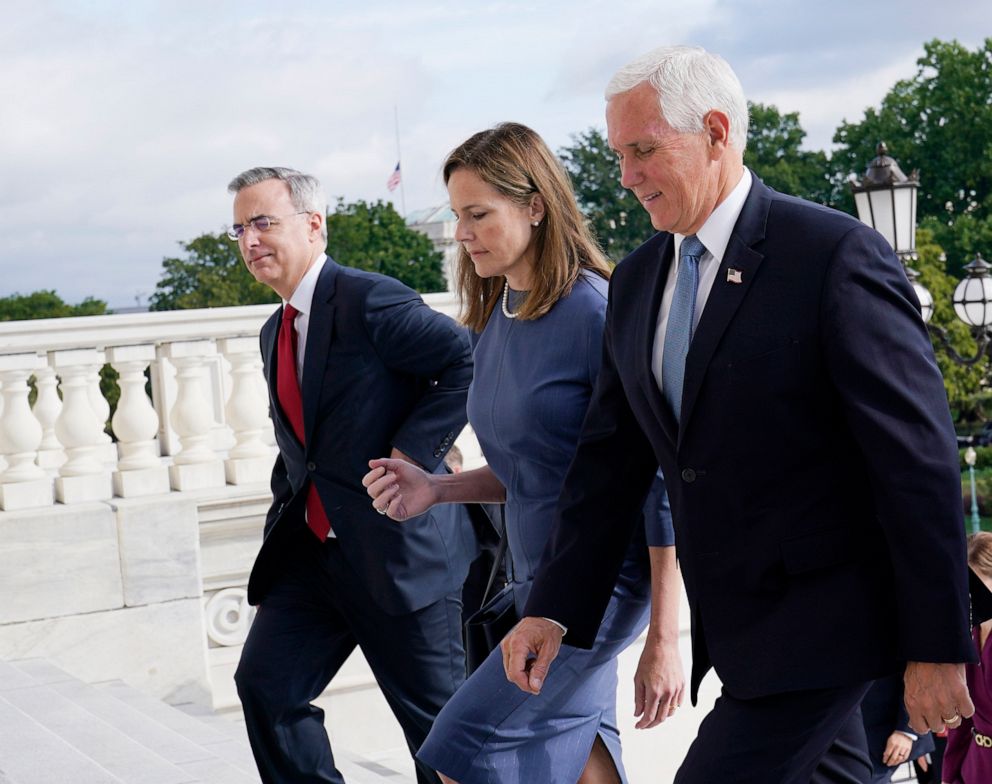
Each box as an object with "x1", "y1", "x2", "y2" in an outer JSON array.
[
  {"x1": 524, "y1": 278, "x2": 660, "y2": 648},
  {"x1": 362, "y1": 278, "x2": 473, "y2": 471},
  {"x1": 820, "y1": 225, "x2": 973, "y2": 662}
]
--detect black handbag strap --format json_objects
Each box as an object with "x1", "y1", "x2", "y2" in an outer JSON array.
[{"x1": 480, "y1": 506, "x2": 508, "y2": 606}]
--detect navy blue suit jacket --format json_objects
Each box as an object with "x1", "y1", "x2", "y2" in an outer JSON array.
[
  {"x1": 247, "y1": 258, "x2": 478, "y2": 614},
  {"x1": 525, "y1": 174, "x2": 974, "y2": 702}
]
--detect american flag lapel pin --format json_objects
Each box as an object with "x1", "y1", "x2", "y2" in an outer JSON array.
[{"x1": 727, "y1": 268, "x2": 743, "y2": 284}]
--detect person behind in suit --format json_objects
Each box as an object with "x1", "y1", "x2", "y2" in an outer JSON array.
[
  {"x1": 500, "y1": 45, "x2": 975, "y2": 784},
  {"x1": 943, "y1": 532, "x2": 992, "y2": 783},
  {"x1": 227, "y1": 166, "x2": 478, "y2": 784},
  {"x1": 363, "y1": 123, "x2": 683, "y2": 784},
  {"x1": 861, "y1": 674, "x2": 934, "y2": 782}
]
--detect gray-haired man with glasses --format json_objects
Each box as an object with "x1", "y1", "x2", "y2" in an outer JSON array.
[{"x1": 228, "y1": 166, "x2": 477, "y2": 783}]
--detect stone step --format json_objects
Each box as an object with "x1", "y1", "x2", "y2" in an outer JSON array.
[
  {"x1": 98, "y1": 681, "x2": 258, "y2": 775},
  {"x1": 0, "y1": 695, "x2": 124, "y2": 784},
  {"x1": 1, "y1": 678, "x2": 195, "y2": 784},
  {"x1": 6, "y1": 659, "x2": 259, "y2": 783}
]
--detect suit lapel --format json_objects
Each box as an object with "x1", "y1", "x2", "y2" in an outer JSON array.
[
  {"x1": 263, "y1": 310, "x2": 296, "y2": 438},
  {"x1": 301, "y1": 260, "x2": 338, "y2": 445},
  {"x1": 678, "y1": 177, "x2": 770, "y2": 444},
  {"x1": 636, "y1": 235, "x2": 679, "y2": 446}
]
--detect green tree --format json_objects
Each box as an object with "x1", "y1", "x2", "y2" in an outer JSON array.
[
  {"x1": 558, "y1": 127, "x2": 654, "y2": 261},
  {"x1": 560, "y1": 107, "x2": 841, "y2": 261},
  {"x1": 914, "y1": 227, "x2": 986, "y2": 416},
  {"x1": 149, "y1": 232, "x2": 278, "y2": 311},
  {"x1": 744, "y1": 102, "x2": 842, "y2": 206},
  {"x1": 832, "y1": 38, "x2": 992, "y2": 275},
  {"x1": 326, "y1": 199, "x2": 446, "y2": 293},
  {"x1": 0, "y1": 290, "x2": 107, "y2": 320}
]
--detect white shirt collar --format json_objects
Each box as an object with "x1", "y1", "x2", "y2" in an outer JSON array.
[
  {"x1": 285, "y1": 253, "x2": 327, "y2": 314},
  {"x1": 674, "y1": 168, "x2": 752, "y2": 263}
]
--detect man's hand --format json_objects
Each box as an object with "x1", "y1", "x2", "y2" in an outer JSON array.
[
  {"x1": 633, "y1": 638, "x2": 685, "y2": 729},
  {"x1": 881, "y1": 731, "x2": 913, "y2": 768},
  {"x1": 501, "y1": 617, "x2": 564, "y2": 695},
  {"x1": 362, "y1": 456, "x2": 436, "y2": 521},
  {"x1": 904, "y1": 661, "x2": 974, "y2": 734}
]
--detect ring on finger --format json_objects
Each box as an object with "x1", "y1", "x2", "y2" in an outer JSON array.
[
  {"x1": 376, "y1": 505, "x2": 387, "y2": 515},
  {"x1": 942, "y1": 712, "x2": 961, "y2": 724}
]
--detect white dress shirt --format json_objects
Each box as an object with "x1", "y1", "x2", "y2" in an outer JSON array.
[{"x1": 652, "y1": 169, "x2": 753, "y2": 394}]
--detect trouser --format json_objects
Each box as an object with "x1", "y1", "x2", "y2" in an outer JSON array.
[
  {"x1": 235, "y1": 528, "x2": 465, "y2": 784},
  {"x1": 675, "y1": 682, "x2": 873, "y2": 784}
]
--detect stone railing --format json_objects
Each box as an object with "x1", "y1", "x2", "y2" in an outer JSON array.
[
  {"x1": 0, "y1": 292, "x2": 462, "y2": 510},
  {"x1": 0, "y1": 292, "x2": 478, "y2": 713}
]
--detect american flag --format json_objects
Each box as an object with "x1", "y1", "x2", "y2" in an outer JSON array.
[{"x1": 386, "y1": 162, "x2": 401, "y2": 192}]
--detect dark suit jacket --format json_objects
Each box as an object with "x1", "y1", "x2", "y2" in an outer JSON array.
[
  {"x1": 525, "y1": 174, "x2": 974, "y2": 702},
  {"x1": 862, "y1": 674, "x2": 934, "y2": 777},
  {"x1": 247, "y1": 257, "x2": 478, "y2": 614}
]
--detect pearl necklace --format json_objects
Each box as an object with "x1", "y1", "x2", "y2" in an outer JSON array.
[{"x1": 501, "y1": 280, "x2": 519, "y2": 319}]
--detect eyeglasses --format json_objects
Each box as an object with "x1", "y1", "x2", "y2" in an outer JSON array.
[{"x1": 227, "y1": 211, "x2": 308, "y2": 241}]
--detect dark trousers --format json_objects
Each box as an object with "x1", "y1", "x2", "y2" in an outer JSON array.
[
  {"x1": 235, "y1": 527, "x2": 465, "y2": 784},
  {"x1": 675, "y1": 682, "x2": 873, "y2": 784}
]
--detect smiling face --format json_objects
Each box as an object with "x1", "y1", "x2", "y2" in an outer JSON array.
[
  {"x1": 447, "y1": 167, "x2": 543, "y2": 290},
  {"x1": 606, "y1": 81, "x2": 722, "y2": 236},
  {"x1": 232, "y1": 178, "x2": 323, "y2": 300}
]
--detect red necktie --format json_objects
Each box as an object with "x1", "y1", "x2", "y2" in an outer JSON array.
[{"x1": 276, "y1": 304, "x2": 331, "y2": 541}]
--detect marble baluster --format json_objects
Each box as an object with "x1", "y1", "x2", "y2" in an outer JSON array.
[
  {"x1": 217, "y1": 337, "x2": 275, "y2": 484},
  {"x1": 162, "y1": 340, "x2": 226, "y2": 491},
  {"x1": 33, "y1": 365, "x2": 66, "y2": 470},
  {"x1": 51, "y1": 348, "x2": 113, "y2": 503},
  {"x1": 0, "y1": 353, "x2": 53, "y2": 509},
  {"x1": 108, "y1": 344, "x2": 170, "y2": 497}
]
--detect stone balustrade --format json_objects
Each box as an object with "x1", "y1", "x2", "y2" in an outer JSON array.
[
  {"x1": 0, "y1": 291, "x2": 465, "y2": 511},
  {"x1": 0, "y1": 291, "x2": 491, "y2": 727}
]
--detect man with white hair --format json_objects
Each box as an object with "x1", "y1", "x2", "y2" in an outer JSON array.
[
  {"x1": 228, "y1": 166, "x2": 477, "y2": 783},
  {"x1": 503, "y1": 46, "x2": 974, "y2": 782}
]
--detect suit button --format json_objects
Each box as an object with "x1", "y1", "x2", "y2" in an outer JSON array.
[
  {"x1": 433, "y1": 449, "x2": 442, "y2": 458},
  {"x1": 306, "y1": 461, "x2": 317, "y2": 472},
  {"x1": 681, "y1": 468, "x2": 696, "y2": 483}
]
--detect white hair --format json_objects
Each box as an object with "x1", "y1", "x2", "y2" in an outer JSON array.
[
  {"x1": 606, "y1": 45, "x2": 749, "y2": 152},
  {"x1": 228, "y1": 166, "x2": 328, "y2": 241}
]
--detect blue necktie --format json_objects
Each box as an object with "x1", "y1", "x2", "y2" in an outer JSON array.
[{"x1": 662, "y1": 235, "x2": 705, "y2": 423}]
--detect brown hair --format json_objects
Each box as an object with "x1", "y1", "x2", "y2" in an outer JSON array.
[
  {"x1": 969, "y1": 531, "x2": 992, "y2": 580},
  {"x1": 443, "y1": 122, "x2": 611, "y2": 332}
]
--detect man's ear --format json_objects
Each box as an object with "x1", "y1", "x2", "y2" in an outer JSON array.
[
  {"x1": 704, "y1": 110, "x2": 731, "y2": 157},
  {"x1": 309, "y1": 212, "x2": 325, "y2": 241}
]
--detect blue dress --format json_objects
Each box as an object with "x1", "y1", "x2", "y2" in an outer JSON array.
[{"x1": 417, "y1": 274, "x2": 674, "y2": 783}]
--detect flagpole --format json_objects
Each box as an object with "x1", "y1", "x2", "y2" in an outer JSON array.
[{"x1": 394, "y1": 105, "x2": 407, "y2": 216}]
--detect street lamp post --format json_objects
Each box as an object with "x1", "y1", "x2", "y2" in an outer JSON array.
[
  {"x1": 851, "y1": 143, "x2": 990, "y2": 533},
  {"x1": 967, "y1": 445, "x2": 981, "y2": 534}
]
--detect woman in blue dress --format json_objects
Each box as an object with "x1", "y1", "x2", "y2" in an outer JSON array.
[{"x1": 363, "y1": 122, "x2": 684, "y2": 784}]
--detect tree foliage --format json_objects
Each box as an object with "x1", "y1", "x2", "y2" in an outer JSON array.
[
  {"x1": 326, "y1": 199, "x2": 446, "y2": 293},
  {"x1": 558, "y1": 128, "x2": 655, "y2": 261},
  {"x1": 744, "y1": 102, "x2": 842, "y2": 206},
  {"x1": 914, "y1": 227, "x2": 986, "y2": 416},
  {"x1": 149, "y1": 232, "x2": 278, "y2": 311},
  {"x1": 151, "y1": 200, "x2": 446, "y2": 310},
  {"x1": 0, "y1": 290, "x2": 107, "y2": 321},
  {"x1": 832, "y1": 38, "x2": 992, "y2": 275}
]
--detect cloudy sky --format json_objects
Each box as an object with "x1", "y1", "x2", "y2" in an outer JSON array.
[{"x1": 4, "y1": 0, "x2": 989, "y2": 309}]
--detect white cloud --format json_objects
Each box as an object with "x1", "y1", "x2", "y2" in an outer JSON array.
[{"x1": 2, "y1": 0, "x2": 990, "y2": 306}]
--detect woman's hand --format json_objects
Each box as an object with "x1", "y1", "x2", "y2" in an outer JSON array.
[
  {"x1": 362, "y1": 458, "x2": 438, "y2": 521},
  {"x1": 882, "y1": 731, "x2": 913, "y2": 768},
  {"x1": 633, "y1": 636, "x2": 685, "y2": 729}
]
